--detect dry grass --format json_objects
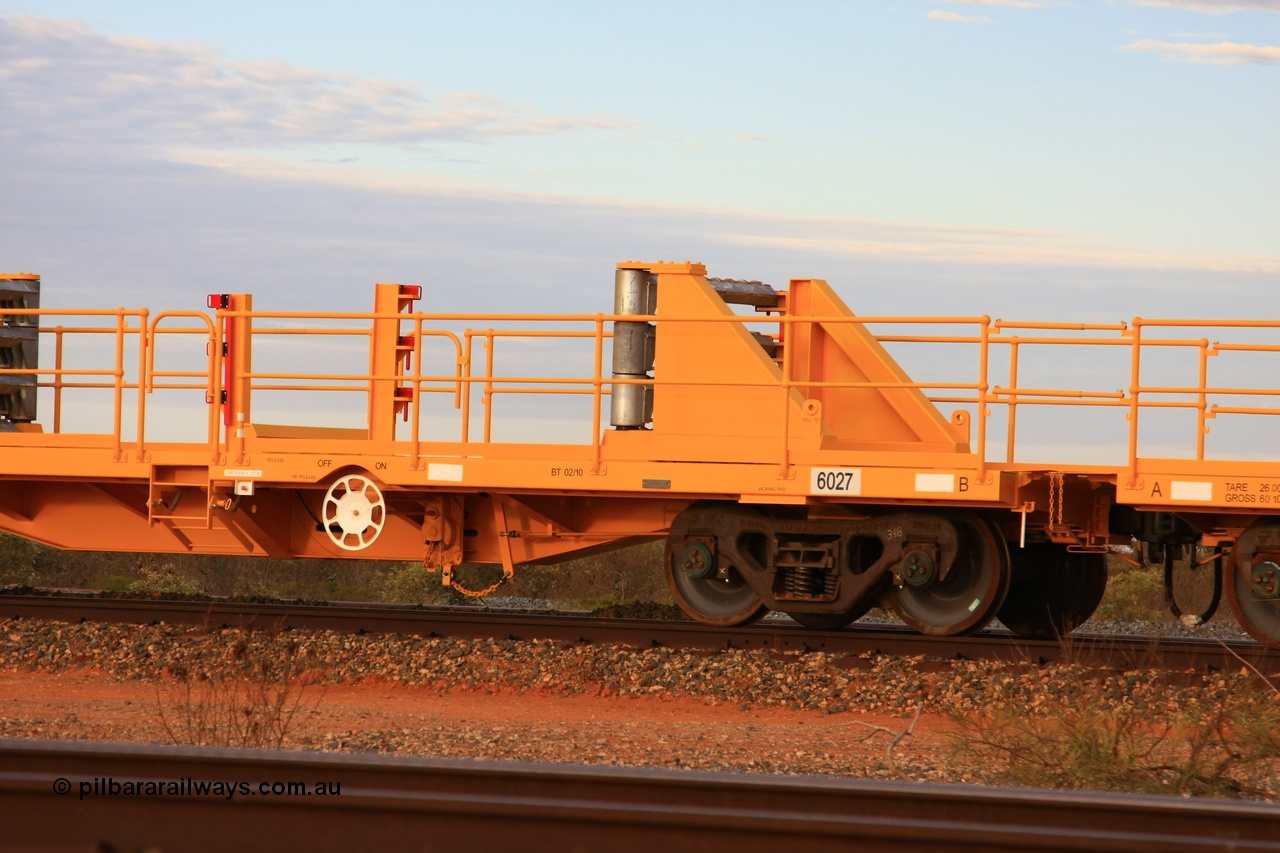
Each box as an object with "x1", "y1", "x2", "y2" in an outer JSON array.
[
  {"x1": 1095, "y1": 550, "x2": 1228, "y2": 625},
  {"x1": 153, "y1": 631, "x2": 323, "y2": 750},
  {"x1": 949, "y1": 647, "x2": 1280, "y2": 800}
]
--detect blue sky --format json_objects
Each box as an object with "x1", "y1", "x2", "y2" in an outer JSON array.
[
  {"x1": 2, "y1": 1, "x2": 1276, "y2": 302},
  {"x1": 1, "y1": 1, "x2": 1277, "y2": 454}
]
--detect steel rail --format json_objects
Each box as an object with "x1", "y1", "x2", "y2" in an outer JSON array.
[
  {"x1": 1, "y1": 591, "x2": 1275, "y2": 674},
  {"x1": 2, "y1": 739, "x2": 1277, "y2": 853}
]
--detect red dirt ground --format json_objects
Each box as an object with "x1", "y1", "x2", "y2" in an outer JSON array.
[{"x1": 0, "y1": 668, "x2": 966, "y2": 780}]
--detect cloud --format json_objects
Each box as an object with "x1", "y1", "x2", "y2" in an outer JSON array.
[
  {"x1": 1124, "y1": 38, "x2": 1280, "y2": 64},
  {"x1": 1127, "y1": 0, "x2": 1280, "y2": 13},
  {"x1": 0, "y1": 15, "x2": 637, "y2": 154},
  {"x1": 934, "y1": 0, "x2": 1047, "y2": 8},
  {"x1": 928, "y1": 10, "x2": 987, "y2": 22},
  {"x1": 101, "y1": 148, "x2": 1277, "y2": 276},
  {"x1": 714, "y1": 221, "x2": 1280, "y2": 273}
]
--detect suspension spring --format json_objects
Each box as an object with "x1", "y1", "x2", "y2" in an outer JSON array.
[{"x1": 783, "y1": 565, "x2": 828, "y2": 597}]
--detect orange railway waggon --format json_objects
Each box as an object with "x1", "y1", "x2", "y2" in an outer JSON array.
[{"x1": 1, "y1": 262, "x2": 1278, "y2": 647}]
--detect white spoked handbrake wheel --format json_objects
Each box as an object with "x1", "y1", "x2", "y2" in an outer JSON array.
[{"x1": 322, "y1": 474, "x2": 386, "y2": 551}]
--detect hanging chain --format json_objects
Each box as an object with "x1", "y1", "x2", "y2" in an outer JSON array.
[
  {"x1": 1056, "y1": 472, "x2": 1065, "y2": 527},
  {"x1": 1048, "y1": 471, "x2": 1065, "y2": 528},
  {"x1": 449, "y1": 577, "x2": 506, "y2": 598},
  {"x1": 439, "y1": 558, "x2": 511, "y2": 598}
]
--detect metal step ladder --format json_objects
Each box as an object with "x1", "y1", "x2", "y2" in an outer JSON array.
[{"x1": 148, "y1": 465, "x2": 213, "y2": 531}]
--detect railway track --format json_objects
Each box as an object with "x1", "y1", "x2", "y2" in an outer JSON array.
[
  {"x1": 2, "y1": 590, "x2": 1276, "y2": 674},
  {"x1": 2, "y1": 739, "x2": 1277, "y2": 853}
]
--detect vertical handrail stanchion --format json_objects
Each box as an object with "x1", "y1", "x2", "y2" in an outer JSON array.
[
  {"x1": 778, "y1": 313, "x2": 793, "y2": 478},
  {"x1": 1127, "y1": 319, "x2": 1144, "y2": 488},
  {"x1": 411, "y1": 316, "x2": 424, "y2": 468},
  {"x1": 112, "y1": 308, "x2": 125, "y2": 462},
  {"x1": 1196, "y1": 338, "x2": 1209, "y2": 461},
  {"x1": 460, "y1": 331, "x2": 474, "y2": 448},
  {"x1": 1006, "y1": 337, "x2": 1019, "y2": 464},
  {"x1": 110, "y1": 308, "x2": 126, "y2": 461},
  {"x1": 135, "y1": 309, "x2": 149, "y2": 460},
  {"x1": 53, "y1": 327, "x2": 64, "y2": 434},
  {"x1": 206, "y1": 318, "x2": 220, "y2": 462},
  {"x1": 976, "y1": 316, "x2": 991, "y2": 484},
  {"x1": 482, "y1": 330, "x2": 495, "y2": 444},
  {"x1": 451, "y1": 327, "x2": 463, "y2": 411},
  {"x1": 212, "y1": 306, "x2": 225, "y2": 461},
  {"x1": 364, "y1": 316, "x2": 377, "y2": 435},
  {"x1": 145, "y1": 323, "x2": 155, "y2": 394},
  {"x1": 233, "y1": 307, "x2": 248, "y2": 466},
  {"x1": 592, "y1": 314, "x2": 605, "y2": 475}
]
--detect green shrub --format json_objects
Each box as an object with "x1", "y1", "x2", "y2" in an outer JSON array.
[
  {"x1": 1095, "y1": 568, "x2": 1165, "y2": 622},
  {"x1": 368, "y1": 561, "x2": 457, "y2": 604},
  {"x1": 131, "y1": 562, "x2": 204, "y2": 596}
]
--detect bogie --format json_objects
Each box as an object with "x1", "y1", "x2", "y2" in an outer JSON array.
[{"x1": 664, "y1": 504, "x2": 1012, "y2": 637}]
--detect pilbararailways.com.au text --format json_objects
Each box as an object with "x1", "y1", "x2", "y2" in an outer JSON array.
[{"x1": 56, "y1": 777, "x2": 341, "y2": 801}]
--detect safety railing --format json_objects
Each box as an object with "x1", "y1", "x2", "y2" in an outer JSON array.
[
  {"x1": 0, "y1": 308, "x2": 150, "y2": 461},
  {"x1": 2, "y1": 303, "x2": 1278, "y2": 483}
]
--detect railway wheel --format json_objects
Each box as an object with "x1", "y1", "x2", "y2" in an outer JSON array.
[
  {"x1": 996, "y1": 543, "x2": 1107, "y2": 640},
  {"x1": 887, "y1": 512, "x2": 1010, "y2": 637},
  {"x1": 1227, "y1": 522, "x2": 1280, "y2": 649},
  {"x1": 665, "y1": 537, "x2": 767, "y2": 627}
]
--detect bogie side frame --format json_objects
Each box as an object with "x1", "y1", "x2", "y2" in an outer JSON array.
[{"x1": 1, "y1": 262, "x2": 1278, "y2": 644}]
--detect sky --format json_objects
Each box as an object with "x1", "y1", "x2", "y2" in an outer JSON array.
[{"x1": 1, "y1": 0, "x2": 1278, "y2": 457}]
